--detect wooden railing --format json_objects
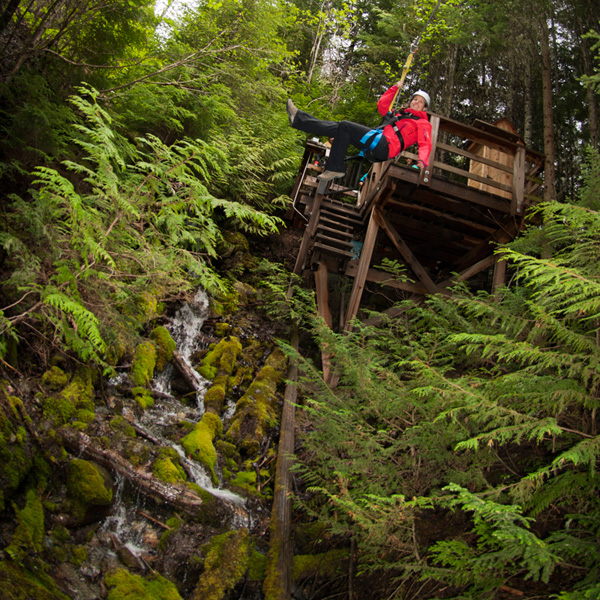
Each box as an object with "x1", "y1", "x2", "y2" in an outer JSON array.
[{"x1": 359, "y1": 113, "x2": 545, "y2": 216}]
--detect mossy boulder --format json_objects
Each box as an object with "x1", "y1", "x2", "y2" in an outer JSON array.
[
  {"x1": 203, "y1": 375, "x2": 227, "y2": 414},
  {"x1": 41, "y1": 367, "x2": 96, "y2": 428},
  {"x1": 181, "y1": 413, "x2": 223, "y2": 484},
  {"x1": 132, "y1": 341, "x2": 158, "y2": 387},
  {"x1": 0, "y1": 561, "x2": 70, "y2": 600},
  {"x1": 150, "y1": 326, "x2": 176, "y2": 371},
  {"x1": 226, "y1": 348, "x2": 287, "y2": 459},
  {"x1": 41, "y1": 366, "x2": 69, "y2": 390},
  {"x1": 66, "y1": 458, "x2": 113, "y2": 523},
  {"x1": 152, "y1": 449, "x2": 186, "y2": 484},
  {"x1": 105, "y1": 568, "x2": 182, "y2": 600},
  {"x1": 201, "y1": 336, "x2": 242, "y2": 376},
  {"x1": 191, "y1": 529, "x2": 250, "y2": 600}
]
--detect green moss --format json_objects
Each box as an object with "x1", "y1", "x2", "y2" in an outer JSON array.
[
  {"x1": 150, "y1": 326, "x2": 176, "y2": 371},
  {"x1": 60, "y1": 368, "x2": 95, "y2": 412},
  {"x1": 66, "y1": 458, "x2": 113, "y2": 521},
  {"x1": 203, "y1": 376, "x2": 227, "y2": 414},
  {"x1": 0, "y1": 393, "x2": 34, "y2": 512},
  {"x1": 41, "y1": 366, "x2": 69, "y2": 389},
  {"x1": 133, "y1": 387, "x2": 154, "y2": 410},
  {"x1": 109, "y1": 415, "x2": 136, "y2": 437},
  {"x1": 197, "y1": 364, "x2": 217, "y2": 380},
  {"x1": 200, "y1": 336, "x2": 242, "y2": 376},
  {"x1": 6, "y1": 488, "x2": 44, "y2": 562},
  {"x1": 291, "y1": 549, "x2": 349, "y2": 582},
  {"x1": 181, "y1": 413, "x2": 223, "y2": 484},
  {"x1": 0, "y1": 561, "x2": 70, "y2": 600},
  {"x1": 70, "y1": 545, "x2": 88, "y2": 566},
  {"x1": 248, "y1": 550, "x2": 266, "y2": 581},
  {"x1": 191, "y1": 529, "x2": 250, "y2": 600},
  {"x1": 152, "y1": 456, "x2": 186, "y2": 484},
  {"x1": 226, "y1": 348, "x2": 287, "y2": 459},
  {"x1": 132, "y1": 341, "x2": 158, "y2": 387},
  {"x1": 105, "y1": 568, "x2": 182, "y2": 600}
]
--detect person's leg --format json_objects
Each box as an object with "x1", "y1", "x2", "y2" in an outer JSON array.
[
  {"x1": 291, "y1": 108, "x2": 339, "y2": 139},
  {"x1": 327, "y1": 120, "x2": 386, "y2": 172}
]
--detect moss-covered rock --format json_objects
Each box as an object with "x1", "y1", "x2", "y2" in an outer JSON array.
[
  {"x1": 105, "y1": 568, "x2": 182, "y2": 600},
  {"x1": 181, "y1": 413, "x2": 223, "y2": 484},
  {"x1": 0, "y1": 391, "x2": 34, "y2": 511},
  {"x1": 132, "y1": 341, "x2": 157, "y2": 387},
  {"x1": 65, "y1": 458, "x2": 113, "y2": 523},
  {"x1": 201, "y1": 336, "x2": 242, "y2": 376},
  {"x1": 150, "y1": 326, "x2": 176, "y2": 371},
  {"x1": 152, "y1": 451, "x2": 186, "y2": 484},
  {"x1": 226, "y1": 348, "x2": 287, "y2": 459},
  {"x1": 0, "y1": 561, "x2": 70, "y2": 600},
  {"x1": 41, "y1": 366, "x2": 69, "y2": 389},
  {"x1": 191, "y1": 529, "x2": 250, "y2": 600},
  {"x1": 203, "y1": 375, "x2": 227, "y2": 414},
  {"x1": 6, "y1": 487, "x2": 44, "y2": 562}
]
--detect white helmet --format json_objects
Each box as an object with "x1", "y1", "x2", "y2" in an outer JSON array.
[{"x1": 411, "y1": 90, "x2": 431, "y2": 108}]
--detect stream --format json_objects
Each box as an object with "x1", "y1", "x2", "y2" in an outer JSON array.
[{"x1": 102, "y1": 288, "x2": 250, "y2": 563}]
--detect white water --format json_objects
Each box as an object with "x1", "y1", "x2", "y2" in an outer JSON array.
[{"x1": 153, "y1": 288, "x2": 211, "y2": 409}]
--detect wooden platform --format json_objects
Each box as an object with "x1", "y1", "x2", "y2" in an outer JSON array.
[{"x1": 288, "y1": 113, "x2": 545, "y2": 343}]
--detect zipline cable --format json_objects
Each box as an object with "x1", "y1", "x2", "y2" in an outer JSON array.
[{"x1": 389, "y1": 0, "x2": 445, "y2": 110}]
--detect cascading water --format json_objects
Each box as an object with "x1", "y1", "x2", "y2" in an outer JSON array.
[{"x1": 101, "y1": 288, "x2": 249, "y2": 563}]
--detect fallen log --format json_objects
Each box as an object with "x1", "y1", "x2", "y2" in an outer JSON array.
[
  {"x1": 172, "y1": 350, "x2": 206, "y2": 392},
  {"x1": 59, "y1": 428, "x2": 245, "y2": 526}
]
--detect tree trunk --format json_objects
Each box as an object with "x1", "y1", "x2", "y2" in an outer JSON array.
[
  {"x1": 540, "y1": 17, "x2": 556, "y2": 201},
  {"x1": 59, "y1": 428, "x2": 247, "y2": 526}
]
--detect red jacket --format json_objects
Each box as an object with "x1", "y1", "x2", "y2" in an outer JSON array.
[{"x1": 377, "y1": 85, "x2": 432, "y2": 166}]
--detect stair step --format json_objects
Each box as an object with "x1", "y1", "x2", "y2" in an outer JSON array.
[
  {"x1": 322, "y1": 201, "x2": 362, "y2": 218},
  {"x1": 320, "y1": 216, "x2": 354, "y2": 232},
  {"x1": 316, "y1": 223, "x2": 354, "y2": 240},
  {"x1": 315, "y1": 233, "x2": 353, "y2": 250},
  {"x1": 321, "y1": 208, "x2": 362, "y2": 226},
  {"x1": 312, "y1": 241, "x2": 354, "y2": 259}
]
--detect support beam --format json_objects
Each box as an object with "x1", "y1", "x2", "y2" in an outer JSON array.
[
  {"x1": 293, "y1": 179, "x2": 328, "y2": 274},
  {"x1": 373, "y1": 207, "x2": 439, "y2": 295},
  {"x1": 314, "y1": 263, "x2": 333, "y2": 382},
  {"x1": 343, "y1": 212, "x2": 380, "y2": 330}
]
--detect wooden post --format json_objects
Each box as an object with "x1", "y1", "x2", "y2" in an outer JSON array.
[
  {"x1": 421, "y1": 114, "x2": 440, "y2": 187},
  {"x1": 343, "y1": 212, "x2": 380, "y2": 330},
  {"x1": 314, "y1": 263, "x2": 333, "y2": 382},
  {"x1": 373, "y1": 208, "x2": 439, "y2": 295},
  {"x1": 293, "y1": 179, "x2": 328, "y2": 275},
  {"x1": 263, "y1": 329, "x2": 299, "y2": 600},
  {"x1": 511, "y1": 146, "x2": 526, "y2": 216}
]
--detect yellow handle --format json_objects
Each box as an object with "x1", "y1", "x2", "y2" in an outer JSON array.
[{"x1": 390, "y1": 52, "x2": 415, "y2": 109}]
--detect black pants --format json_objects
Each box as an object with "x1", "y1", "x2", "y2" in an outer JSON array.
[{"x1": 291, "y1": 109, "x2": 389, "y2": 173}]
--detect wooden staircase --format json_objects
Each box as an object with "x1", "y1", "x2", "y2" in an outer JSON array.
[{"x1": 311, "y1": 198, "x2": 363, "y2": 270}]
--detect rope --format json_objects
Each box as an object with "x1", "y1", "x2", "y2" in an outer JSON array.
[{"x1": 389, "y1": 0, "x2": 444, "y2": 110}]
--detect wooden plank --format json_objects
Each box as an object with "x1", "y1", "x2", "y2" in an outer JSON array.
[
  {"x1": 264, "y1": 329, "x2": 298, "y2": 600},
  {"x1": 315, "y1": 233, "x2": 353, "y2": 250},
  {"x1": 344, "y1": 261, "x2": 428, "y2": 294},
  {"x1": 343, "y1": 211, "x2": 381, "y2": 330},
  {"x1": 373, "y1": 207, "x2": 439, "y2": 295},
  {"x1": 511, "y1": 146, "x2": 526, "y2": 216},
  {"x1": 421, "y1": 114, "x2": 440, "y2": 187},
  {"x1": 314, "y1": 263, "x2": 333, "y2": 382},
  {"x1": 438, "y1": 254, "x2": 497, "y2": 289},
  {"x1": 293, "y1": 181, "x2": 327, "y2": 274},
  {"x1": 437, "y1": 142, "x2": 514, "y2": 174}
]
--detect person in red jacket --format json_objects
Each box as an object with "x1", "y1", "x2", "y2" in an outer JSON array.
[{"x1": 286, "y1": 84, "x2": 432, "y2": 181}]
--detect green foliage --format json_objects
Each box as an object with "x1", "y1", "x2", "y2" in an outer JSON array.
[
  {"x1": 426, "y1": 484, "x2": 559, "y2": 594},
  {"x1": 0, "y1": 87, "x2": 282, "y2": 369},
  {"x1": 295, "y1": 155, "x2": 600, "y2": 597}
]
